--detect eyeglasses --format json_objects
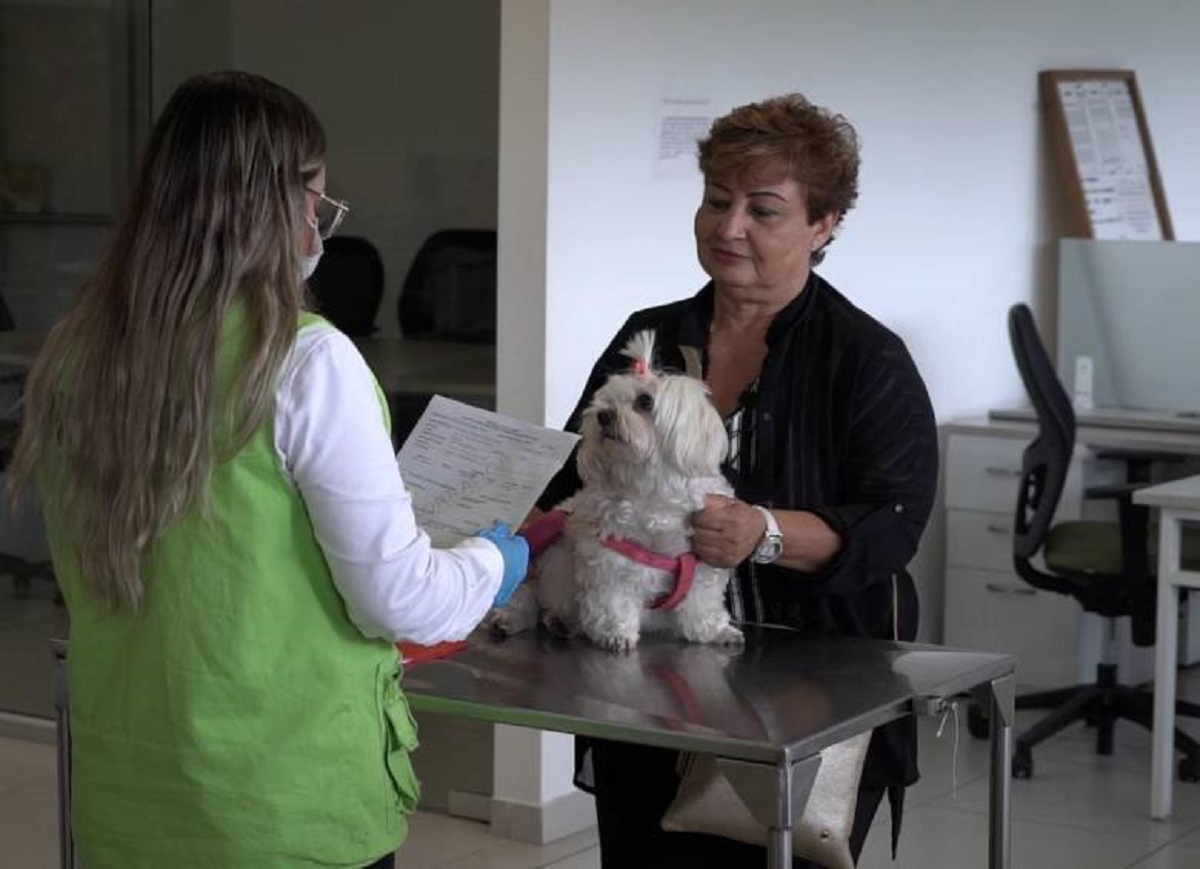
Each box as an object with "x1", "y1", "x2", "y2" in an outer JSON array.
[{"x1": 306, "y1": 187, "x2": 350, "y2": 239}]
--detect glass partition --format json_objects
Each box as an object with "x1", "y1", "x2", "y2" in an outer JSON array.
[
  {"x1": 1057, "y1": 238, "x2": 1200, "y2": 415},
  {"x1": 0, "y1": 0, "x2": 148, "y2": 331}
]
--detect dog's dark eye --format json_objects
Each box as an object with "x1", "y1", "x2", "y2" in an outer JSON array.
[{"x1": 634, "y1": 392, "x2": 654, "y2": 413}]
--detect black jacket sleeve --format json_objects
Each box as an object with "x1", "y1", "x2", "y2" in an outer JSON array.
[{"x1": 805, "y1": 331, "x2": 939, "y2": 596}]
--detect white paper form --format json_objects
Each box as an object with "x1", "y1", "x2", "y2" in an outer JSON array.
[
  {"x1": 1058, "y1": 80, "x2": 1162, "y2": 240},
  {"x1": 396, "y1": 396, "x2": 580, "y2": 547}
]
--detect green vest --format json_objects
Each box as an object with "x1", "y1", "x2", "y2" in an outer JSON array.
[{"x1": 40, "y1": 313, "x2": 419, "y2": 868}]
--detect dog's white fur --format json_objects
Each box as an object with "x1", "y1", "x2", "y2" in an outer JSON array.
[{"x1": 489, "y1": 331, "x2": 743, "y2": 653}]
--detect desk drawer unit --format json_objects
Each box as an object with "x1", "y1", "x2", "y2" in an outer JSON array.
[
  {"x1": 946, "y1": 509, "x2": 1013, "y2": 574},
  {"x1": 944, "y1": 434, "x2": 1082, "y2": 688},
  {"x1": 944, "y1": 567, "x2": 1081, "y2": 688}
]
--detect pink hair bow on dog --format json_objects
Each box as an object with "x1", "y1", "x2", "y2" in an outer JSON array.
[{"x1": 622, "y1": 330, "x2": 656, "y2": 378}]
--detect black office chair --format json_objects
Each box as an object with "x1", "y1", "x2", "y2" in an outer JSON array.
[
  {"x1": 389, "y1": 229, "x2": 497, "y2": 445},
  {"x1": 306, "y1": 236, "x2": 385, "y2": 337},
  {"x1": 978, "y1": 303, "x2": 1200, "y2": 779},
  {"x1": 398, "y1": 229, "x2": 496, "y2": 344}
]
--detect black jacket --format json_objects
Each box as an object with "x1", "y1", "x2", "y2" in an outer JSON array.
[{"x1": 540, "y1": 274, "x2": 939, "y2": 792}]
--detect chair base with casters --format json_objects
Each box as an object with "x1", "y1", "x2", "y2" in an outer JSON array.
[
  {"x1": 967, "y1": 517, "x2": 1200, "y2": 781},
  {"x1": 980, "y1": 303, "x2": 1200, "y2": 782},
  {"x1": 969, "y1": 660, "x2": 1200, "y2": 781}
]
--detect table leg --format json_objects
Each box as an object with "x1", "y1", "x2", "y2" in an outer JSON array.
[
  {"x1": 1152, "y1": 511, "x2": 1181, "y2": 819},
  {"x1": 766, "y1": 825, "x2": 791, "y2": 869},
  {"x1": 976, "y1": 673, "x2": 1014, "y2": 869},
  {"x1": 53, "y1": 650, "x2": 73, "y2": 869},
  {"x1": 718, "y1": 753, "x2": 820, "y2": 868}
]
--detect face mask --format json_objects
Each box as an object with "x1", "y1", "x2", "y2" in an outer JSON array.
[{"x1": 300, "y1": 216, "x2": 324, "y2": 280}]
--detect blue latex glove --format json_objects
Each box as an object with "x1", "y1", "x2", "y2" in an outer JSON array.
[{"x1": 474, "y1": 521, "x2": 530, "y2": 606}]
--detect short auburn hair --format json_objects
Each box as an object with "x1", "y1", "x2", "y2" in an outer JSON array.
[{"x1": 697, "y1": 94, "x2": 860, "y2": 263}]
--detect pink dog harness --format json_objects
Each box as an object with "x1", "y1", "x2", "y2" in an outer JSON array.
[{"x1": 519, "y1": 509, "x2": 697, "y2": 611}]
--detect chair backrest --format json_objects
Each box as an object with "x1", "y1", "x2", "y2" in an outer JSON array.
[
  {"x1": 306, "y1": 236, "x2": 384, "y2": 337},
  {"x1": 0, "y1": 290, "x2": 15, "y2": 332},
  {"x1": 399, "y1": 229, "x2": 496, "y2": 343},
  {"x1": 1009, "y1": 303, "x2": 1077, "y2": 566}
]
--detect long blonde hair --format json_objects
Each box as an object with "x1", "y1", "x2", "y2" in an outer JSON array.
[{"x1": 8, "y1": 71, "x2": 326, "y2": 610}]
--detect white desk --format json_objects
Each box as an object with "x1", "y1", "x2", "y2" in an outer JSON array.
[
  {"x1": 1134, "y1": 474, "x2": 1200, "y2": 819},
  {"x1": 351, "y1": 335, "x2": 494, "y2": 401}
]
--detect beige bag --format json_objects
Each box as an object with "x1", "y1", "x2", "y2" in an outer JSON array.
[{"x1": 660, "y1": 731, "x2": 871, "y2": 869}]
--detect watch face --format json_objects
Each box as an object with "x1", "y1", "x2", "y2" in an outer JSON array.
[{"x1": 754, "y1": 536, "x2": 783, "y2": 564}]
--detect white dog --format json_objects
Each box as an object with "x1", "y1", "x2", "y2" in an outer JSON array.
[{"x1": 489, "y1": 331, "x2": 744, "y2": 653}]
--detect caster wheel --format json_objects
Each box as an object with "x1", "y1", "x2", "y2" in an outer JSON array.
[
  {"x1": 1179, "y1": 757, "x2": 1200, "y2": 783},
  {"x1": 1012, "y1": 747, "x2": 1033, "y2": 779},
  {"x1": 967, "y1": 703, "x2": 991, "y2": 739}
]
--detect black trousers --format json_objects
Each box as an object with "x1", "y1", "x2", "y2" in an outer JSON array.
[
  {"x1": 363, "y1": 854, "x2": 395, "y2": 869},
  {"x1": 590, "y1": 739, "x2": 885, "y2": 868}
]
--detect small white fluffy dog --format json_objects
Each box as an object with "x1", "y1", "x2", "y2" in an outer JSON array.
[{"x1": 489, "y1": 331, "x2": 743, "y2": 653}]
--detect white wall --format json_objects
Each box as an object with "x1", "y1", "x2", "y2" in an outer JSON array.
[
  {"x1": 532, "y1": 0, "x2": 1200, "y2": 430},
  {"x1": 494, "y1": 0, "x2": 1200, "y2": 657}
]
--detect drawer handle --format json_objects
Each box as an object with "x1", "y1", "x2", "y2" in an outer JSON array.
[
  {"x1": 985, "y1": 582, "x2": 1036, "y2": 596},
  {"x1": 984, "y1": 466, "x2": 1021, "y2": 478},
  {"x1": 986, "y1": 523, "x2": 1011, "y2": 535}
]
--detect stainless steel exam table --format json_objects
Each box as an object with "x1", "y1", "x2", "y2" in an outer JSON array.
[{"x1": 52, "y1": 627, "x2": 1016, "y2": 868}]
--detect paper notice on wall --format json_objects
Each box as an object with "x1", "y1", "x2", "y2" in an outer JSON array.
[
  {"x1": 653, "y1": 90, "x2": 716, "y2": 179},
  {"x1": 1057, "y1": 79, "x2": 1162, "y2": 240},
  {"x1": 396, "y1": 396, "x2": 580, "y2": 547}
]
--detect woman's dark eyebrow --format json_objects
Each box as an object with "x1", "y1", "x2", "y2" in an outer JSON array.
[
  {"x1": 705, "y1": 182, "x2": 788, "y2": 203},
  {"x1": 747, "y1": 189, "x2": 789, "y2": 203}
]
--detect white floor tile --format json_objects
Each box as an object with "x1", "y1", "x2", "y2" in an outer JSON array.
[
  {"x1": 13, "y1": 699, "x2": 1200, "y2": 867},
  {"x1": 927, "y1": 753, "x2": 1200, "y2": 843},
  {"x1": 0, "y1": 746, "x2": 60, "y2": 869},
  {"x1": 540, "y1": 848, "x2": 601, "y2": 869},
  {"x1": 1128, "y1": 835, "x2": 1200, "y2": 868},
  {"x1": 858, "y1": 804, "x2": 1158, "y2": 869},
  {"x1": 401, "y1": 813, "x2": 598, "y2": 869},
  {"x1": 0, "y1": 735, "x2": 56, "y2": 794}
]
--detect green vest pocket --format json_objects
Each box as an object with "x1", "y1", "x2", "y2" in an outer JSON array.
[{"x1": 379, "y1": 663, "x2": 421, "y2": 815}]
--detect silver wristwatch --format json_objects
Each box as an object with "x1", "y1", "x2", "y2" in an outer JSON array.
[{"x1": 751, "y1": 505, "x2": 783, "y2": 564}]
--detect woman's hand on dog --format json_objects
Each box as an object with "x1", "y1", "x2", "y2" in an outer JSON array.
[{"x1": 691, "y1": 495, "x2": 763, "y2": 567}]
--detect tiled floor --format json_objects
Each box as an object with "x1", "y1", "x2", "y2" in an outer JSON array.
[{"x1": 6, "y1": 670, "x2": 1200, "y2": 867}]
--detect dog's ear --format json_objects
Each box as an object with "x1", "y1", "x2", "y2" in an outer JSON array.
[
  {"x1": 680, "y1": 345, "x2": 703, "y2": 381},
  {"x1": 655, "y1": 376, "x2": 728, "y2": 476}
]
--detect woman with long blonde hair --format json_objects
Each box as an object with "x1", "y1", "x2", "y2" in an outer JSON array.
[{"x1": 9, "y1": 71, "x2": 527, "y2": 868}]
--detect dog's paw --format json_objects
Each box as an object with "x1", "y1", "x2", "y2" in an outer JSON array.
[
  {"x1": 595, "y1": 633, "x2": 639, "y2": 654},
  {"x1": 485, "y1": 608, "x2": 519, "y2": 638},
  {"x1": 712, "y1": 624, "x2": 745, "y2": 647},
  {"x1": 541, "y1": 613, "x2": 576, "y2": 639}
]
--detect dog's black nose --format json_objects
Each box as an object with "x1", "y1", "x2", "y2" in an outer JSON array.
[{"x1": 596, "y1": 409, "x2": 615, "y2": 429}]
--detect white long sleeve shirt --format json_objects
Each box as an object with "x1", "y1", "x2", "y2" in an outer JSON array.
[{"x1": 272, "y1": 321, "x2": 504, "y2": 644}]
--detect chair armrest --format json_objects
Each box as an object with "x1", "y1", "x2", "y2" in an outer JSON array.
[
  {"x1": 1084, "y1": 481, "x2": 1146, "y2": 501},
  {"x1": 1094, "y1": 448, "x2": 1186, "y2": 465},
  {"x1": 1094, "y1": 448, "x2": 1187, "y2": 486}
]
